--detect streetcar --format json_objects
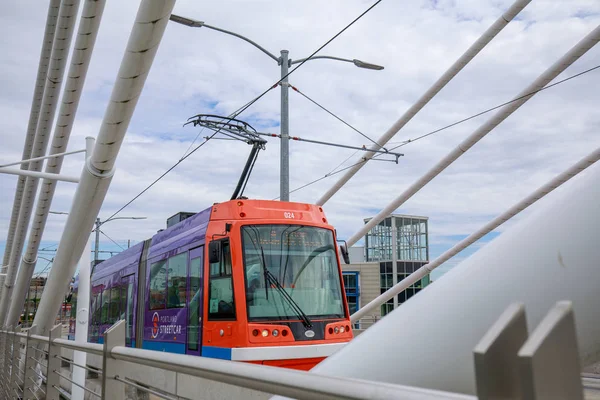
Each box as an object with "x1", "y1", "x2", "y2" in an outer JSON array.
[{"x1": 70, "y1": 199, "x2": 353, "y2": 370}]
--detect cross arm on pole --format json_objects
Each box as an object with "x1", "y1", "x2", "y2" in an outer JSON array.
[{"x1": 0, "y1": 168, "x2": 80, "y2": 183}]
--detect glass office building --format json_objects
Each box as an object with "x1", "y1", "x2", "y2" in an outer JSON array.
[{"x1": 364, "y1": 215, "x2": 430, "y2": 316}]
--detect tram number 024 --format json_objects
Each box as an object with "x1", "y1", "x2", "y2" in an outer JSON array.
[{"x1": 284, "y1": 212, "x2": 295, "y2": 219}]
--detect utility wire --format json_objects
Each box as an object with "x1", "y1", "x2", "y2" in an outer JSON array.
[
  {"x1": 180, "y1": 126, "x2": 206, "y2": 161},
  {"x1": 289, "y1": 84, "x2": 382, "y2": 148},
  {"x1": 384, "y1": 63, "x2": 600, "y2": 152},
  {"x1": 102, "y1": 137, "x2": 213, "y2": 223},
  {"x1": 99, "y1": 229, "x2": 125, "y2": 251},
  {"x1": 34, "y1": 259, "x2": 53, "y2": 279},
  {"x1": 103, "y1": 89, "x2": 274, "y2": 223},
  {"x1": 107, "y1": 1, "x2": 384, "y2": 220},
  {"x1": 274, "y1": 158, "x2": 367, "y2": 199},
  {"x1": 328, "y1": 149, "x2": 361, "y2": 175},
  {"x1": 285, "y1": 64, "x2": 600, "y2": 195}
]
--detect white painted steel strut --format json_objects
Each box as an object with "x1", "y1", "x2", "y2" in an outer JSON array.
[
  {"x1": 351, "y1": 146, "x2": 600, "y2": 323},
  {"x1": 5, "y1": 0, "x2": 108, "y2": 329},
  {"x1": 316, "y1": 0, "x2": 531, "y2": 206},
  {"x1": 1, "y1": 0, "x2": 61, "y2": 288},
  {"x1": 344, "y1": 23, "x2": 600, "y2": 249},
  {"x1": 0, "y1": 0, "x2": 81, "y2": 324},
  {"x1": 31, "y1": 0, "x2": 177, "y2": 340},
  {"x1": 310, "y1": 153, "x2": 600, "y2": 396}
]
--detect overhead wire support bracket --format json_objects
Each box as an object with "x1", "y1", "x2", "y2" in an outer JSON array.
[
  {"x1": 185, "y1": 114, "x2": 268, "y2": 200},
  {"x1": 255, "y1": 132, "x2": 403, "y2": 164}
]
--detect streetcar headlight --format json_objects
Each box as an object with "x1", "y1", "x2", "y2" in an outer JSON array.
[
  {"x1": 261, "y1": 329, "x2": 269, "y2": 337},
  {"x1": 340, "y1": 326, "x2": 345, "y2": 333},
  {"x1": 272, "y1": 329, "x2": 279, "y2": 337},
  {"x1": 334, "y1": 327, "x2": 340, "y2": 334}
]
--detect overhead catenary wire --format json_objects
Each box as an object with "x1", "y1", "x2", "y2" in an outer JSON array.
[
  {"x1": 33, "y1": 260, "x2": 53, "y2": 279},
  {"x1": 315, "y1": 0, "x2": 533, "y2": 207},
  {"x1": 106, "y1": 0, "x2": 384, "y2": 220},
  {"x1": 385, "y1": 63, "x2": 600, "y2": 152},
  {"x1": 283, "y1": 63, "x2": 600, "y2": 196},
  {"x1": 345, "y1": 24, "x2": 600, "y2": 249},
  {"x1": 99, "y1": 230, "x2": 125, "y2": 251},
  {"x1": 1, "y1": 0, "x2": 61, "y2": 274},
  {"x1": 289, "y1": 84, "x2": 382, "y2": 149}
]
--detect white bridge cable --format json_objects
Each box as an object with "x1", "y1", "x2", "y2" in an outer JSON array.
[
  {"x1": 1, "y1": 0, "x2": 61, "y2": 278},
  {"x1": 0, "y1": 0, "x2": 81, "y2": 325},
  {"x1": 316, "y1": 0, "x2": 532, "y2": 206},
  {"x1": 383, "y1": 63, "x2": 600, "y2": 152},
  {"x1": 31, "y1": 0, "x2": 177, "y2": 339},
  {"x1": 5, "y1": 0, "x2": 108, "y2": 328},
  {"x1": 345, "y1": 23, "x2": 600, "y2": 248},
  {"x1": 351, "y1": 146, "x2": 600, "y2": 323}
]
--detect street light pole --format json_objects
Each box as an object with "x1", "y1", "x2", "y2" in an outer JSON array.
[
  {"x1": 169, "y1": 14, "x2": 384, "y2": 202},
  {"x1": 93, "y1": 216, "x2": 146, "y2": 265},
  {"x1": 280, "y1": 50, "x2": 290, "y2": 202},
  {"x1": 94, "y1": 217, "x2": 100, "y2": 266}
]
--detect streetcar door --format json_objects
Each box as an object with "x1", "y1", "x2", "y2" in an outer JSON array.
[
  {"x1": 186, "y1": 246, "x2": 204, "y2": 356},
  {"x1": 120, "y1": 274, "x2": 135, "y2": 347}
]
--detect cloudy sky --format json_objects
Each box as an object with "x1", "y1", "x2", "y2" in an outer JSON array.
[{"x1": 1, "y1": 0, "x2": 599, "y2": 280}]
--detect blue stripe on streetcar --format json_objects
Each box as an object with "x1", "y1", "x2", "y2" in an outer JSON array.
[
  {"x1": 201, "y1": 346, "x2": 232, "y2": 360},
  {"x1": 142, "y1": 340, "x2": 186, "y2": 354}
]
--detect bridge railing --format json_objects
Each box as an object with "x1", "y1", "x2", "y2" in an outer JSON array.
[
  {"x1": 0, "y1": 320, "x2": 476, "y2": 400},
  {"x1": 0, "y1": 300, "x2": 588, "y2": 400}
]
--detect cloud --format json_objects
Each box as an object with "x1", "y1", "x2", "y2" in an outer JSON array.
[{"x1": 1, "y1": 1, "x2": 599, "y2": 278}]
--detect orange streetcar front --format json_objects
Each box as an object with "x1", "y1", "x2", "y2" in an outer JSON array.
[{"x1": 202, "y1": 199, "x2": 353, "y2": 370}]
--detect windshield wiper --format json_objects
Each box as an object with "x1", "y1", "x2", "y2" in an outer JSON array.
[
  {"x1": 292, "y1": 244, "x2": 335, "y2": 287},
  {"x1": 259, "y1": 246, "x2": 312, "y2": 329}
]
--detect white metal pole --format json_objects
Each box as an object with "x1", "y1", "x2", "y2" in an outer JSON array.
[
  {"x1": 0, "y1": 0, "x2": 81, "y2": 324},
  {"x1": 31, "y1": 0, "x2": 177, "y2": 338},
  {"x1": 280, "y1": 50, "x2": 290, "y2": 202},
  {"x1": 310, "y1": 161, "x2": 600, "y2": 396},
  {"x1": 4, "y1": 0, "x2": 107, "y2": 329},
  {"x1": 316, "y1": 0, "x2": 531, "y2": 206},
  {"x1": 344, "y1": 23, "x2": 600, "y2": 248},
  {"x1": 72, "y1": 236, "x2": 91, "y2": 400},
  {"x1": 351, "y1": 146, "x2": 600, "y2": 323},
  {"x1": 0, "y1": 0, "x2": 61, "y2": 285},
  {"x1": 0, "y1": 149, "x2": 86, "y2": 168},
  {"x1": 0, "y1": 168, "x2": 79, "y2": 183}
]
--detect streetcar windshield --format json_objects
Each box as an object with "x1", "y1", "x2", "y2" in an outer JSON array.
[{"x1": 242, "y1": 225, "x2": 345, "y2": 320}]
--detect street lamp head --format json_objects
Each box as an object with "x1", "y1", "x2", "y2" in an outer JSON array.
[
  {"x1": 169, "y1": 14, "x2": 205, "y2": 28},
  {"x1": 352, "y1": 59, "x2": 384, "y2": 70}
]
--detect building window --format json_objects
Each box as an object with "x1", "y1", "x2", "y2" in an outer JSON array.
[{"x1": 342, "y1": 272, "x2": 360, "y2": 316}]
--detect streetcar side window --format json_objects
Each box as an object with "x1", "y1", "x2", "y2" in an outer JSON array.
[
  {"x1": 149, "y1": 260, "x2": 167, "y2": 310},
  {"x1": 208, "y1": 240, "x2": 235, "y2": 320},
  {"x1": 167, "y1": 253, "x2": 187, "y2": 309},
  {"x1": 101, "y1": 287, "x2": 110, "y2": 323},
  {"x1": 108, "y1": 286, "x2": 121, "y2": 324}
]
